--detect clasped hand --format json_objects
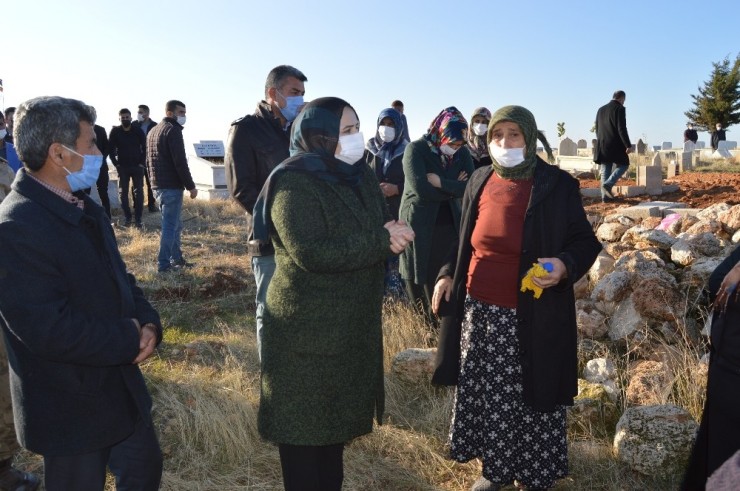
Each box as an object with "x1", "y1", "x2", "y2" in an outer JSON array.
[
  {"x1": 714, "y1": 261, "x2": 740, "y2": 314},
  {"x1": 384, "y1": 220, "x2": 415, "y2": 254}
]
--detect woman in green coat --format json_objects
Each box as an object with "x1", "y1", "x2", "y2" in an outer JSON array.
[
  {"x1": 252, "y1": 97, "x2": 414, "y2": 491},
  {"x1": 399, "y1": 106, "x2": 474, "y2": 326}
]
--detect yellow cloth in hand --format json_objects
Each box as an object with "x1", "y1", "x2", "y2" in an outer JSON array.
[{"x1": 520, "y1": 263, "x2": 550, "y2": 299}]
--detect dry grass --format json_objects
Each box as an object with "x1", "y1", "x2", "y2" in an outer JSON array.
[{"x1": 13, "y1": 198, "x2": 707, "y2": 490}]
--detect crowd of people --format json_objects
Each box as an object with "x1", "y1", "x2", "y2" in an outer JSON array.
[{"x1": 0, "y1": 64, "x2": 736, "y2": 491}]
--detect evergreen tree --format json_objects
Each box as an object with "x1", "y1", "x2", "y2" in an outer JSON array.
[{"x1": 684, "y1": 54, "x2": 740, "y2": 132}]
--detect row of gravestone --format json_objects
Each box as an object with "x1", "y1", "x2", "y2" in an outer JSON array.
[{"x1": 558, "y1": 137, "x2": 738, "y2": 157}]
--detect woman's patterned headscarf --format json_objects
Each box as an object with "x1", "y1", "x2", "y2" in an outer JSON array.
[
  {"x1": 422, "y1": 106, "x2": 468, "y2": 168},
  {"x1": 487, "y1": 105, "x2": 554, "y2": 179},
  {"x1": 467, "y1": 106, "x2": 491, "y2": 161}
]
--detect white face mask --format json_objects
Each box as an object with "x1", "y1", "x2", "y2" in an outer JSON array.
[
  {"x1": 177, "y1": 115, "x2": 187, "y2": 126},
  {"x1": 0, "y1": 129, "x2": 6, "y2": 140},
  {"x1": 439, "y1": 144, "x2": 458, "y2": 156},
  {"x1": 472, "y1": 123, "x2": 488, "y2": 136},
  {"x1": 336, "y1": 131, "x2": 365, "y2": 164},
  {"x1": 489, "y1": 143, "x2": 526, "y2": 168},
  {"x1": 377, "y1": 125, "x2": 396, "y2": 143},
  {"x1": 137, "y1": 114, "x2": 145, "y2": 122}
]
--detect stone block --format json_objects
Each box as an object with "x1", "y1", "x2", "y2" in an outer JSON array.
[
  {"x1": 666, "y1": 161, "x2": 678, "y2": 178},
  {"x1": 615, "y1": 185, "x2": 646, "y2": 197},
  {"x1": 580, "y1": 187, "x2": 601, "y2": 198}
]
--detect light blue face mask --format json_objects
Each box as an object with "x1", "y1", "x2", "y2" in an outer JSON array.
[
  {"x1": 63, "y1": 146, "x2": 104, "y2": 192},
  {"x1": 277, "y1": 91, "x2": 304, "y2": 122}
]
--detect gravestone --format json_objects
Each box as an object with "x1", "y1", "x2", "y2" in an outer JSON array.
[
  {"x1": 661, "y1": 141, "x2": 673, "y2": 150},
  {"x1": 667, "y1": 160, "x2": 678, "y2": 178},
  {"x1": 630, "y1": 144, "x2": 636, "y2": 152},
  {"x1": 696, "y1": 141, "x2": 705, "y2": 149},
  {"x1": 681, "y1": 151, "x2": 692, "y2": 172},
  {"x1": 652, "y1": 145, "x2": 661, "y2": 152},
  {"x1": 651, "y1": 153, "x2": 662, "y2": 167},
  {"x1": 725, "y1": 141, "x2": 738, "y2": 150},
  {"x1": 189, "y1": 140, "x2": 229, "y2": 200},
  {"x1": 637, "y1": 166, "x2": 663, "y2": 194},
  {"x1": 636, "y1": 139, "x2": 646, "y2": 155},
  {"x1": 683, "y1": 141, "x2": 695, "y2": 152},
  {"x1": 577, "y1": 139, "x2": 587, "y2": 149},
  {"x1": 559, "y1": 137, "x2": 578, "y2": 156}
]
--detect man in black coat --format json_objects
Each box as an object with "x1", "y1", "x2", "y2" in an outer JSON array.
[
  {"x1": 0, "y1": 96, "x2": 163, "y2": 490},
  {"x1": 225, "y1": 64, "x2": 307, "y2": 359},
  {"x1": 594, "y1": 90, "x2": 632, "y2": 202},
  {"x1": 684, "y1": 123, "x2": 698, "y2": 144},
  {"x1": 109, "y1": 108, "x2": 147, "y2": 227},
  {"x1": 711, "y1": 123, "x2": 727, "y2": 151},
  {"x1": 133, "y1": 104, "x2": 158, "y2": 211}
]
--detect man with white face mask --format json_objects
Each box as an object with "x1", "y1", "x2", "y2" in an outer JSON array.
[
  {"x1": 225, "y1": 65, "x2": 307, "y2": 360},
  {"x1": 594, "y1": 90, "x2": 632, "y2": 203},
  {"x1": 711, "y1": 123, "x2": 726, "y2": 151}
]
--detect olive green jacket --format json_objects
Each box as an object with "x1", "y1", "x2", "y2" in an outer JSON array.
[{"x1": 258, "y1": 165, "x2": 391, "y2": 445}]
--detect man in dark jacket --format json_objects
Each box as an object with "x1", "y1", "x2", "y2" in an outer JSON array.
[
  {"x1": 711, "y1": 123, "x2": 727, "y2": 151},
  {"x1": 0, "y1": 96, "x2": 163, "y2": 490},
  {"x1": 146, "y1": 99, "x2": 197, "y2": 273},
  {"x1": 133, "y1": 104, "x2": 158, "y2": 212},
  {"x1": 93, "y1": 123, "x2": 112, "y2": 218},
  {"x1": 225, "y1": 65, "x2": 307, "y2": 358},
  {"x1": 684, "y1": 123, "x2": 698, "y2": 144},
  {"x1": 110, "y1": 108, "x2": 146, "y2": 227},
  {"x1": 594, "y1": 90, "x2": 632, "y2": 202}
]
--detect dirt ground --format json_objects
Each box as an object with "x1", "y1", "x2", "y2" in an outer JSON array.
[{"x1": 579, "y1": 172, "x2": 740, "y2": 215}]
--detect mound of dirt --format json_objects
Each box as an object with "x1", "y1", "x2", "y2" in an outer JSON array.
[{"x1": 580, "y1": 172, "x2": 740, "y2": 215}]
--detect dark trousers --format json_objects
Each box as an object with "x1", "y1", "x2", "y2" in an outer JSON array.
[
  {"x1": 96, "y1": 163, "x2": 111, "y2": 219},
  {"x1": 278, "y1": 443, "x2": 344, "y2": 491},
  {"x1": 43, "y1": 417, "x2": 162, "y2": 491},
  {"x1": 118, "y1": 166, "x2": 144, "y2": 222},
  {"x1": 144, "y1": 170, "x2": 156, "y2": 209}
]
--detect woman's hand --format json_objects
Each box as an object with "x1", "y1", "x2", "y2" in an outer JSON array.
[
  {"x1": 457, "y1": 170, "x2": 469, "y2": 181},
  {"x1": 531, "y1": 257, "x2": 567, "y2": 289},
  {"x1": 426, "y1": 173, "x2": 441, "y2": 188},
  {"x1": 715, "y1": 261, "x2": 740, "y2": 313},
  {"x1": 379, "y1": 182, "x2": 399, "y2": 197},
  {"x1": 384, "y1": 220, "x2": 415, "y2": 254},
  {"x1": 432, "y1": 276, "x2": 453, "y2": 315}
]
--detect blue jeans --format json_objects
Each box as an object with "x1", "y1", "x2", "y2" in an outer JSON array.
[
  {"x1": 251, "y1": 254, "x2": 275, "y2": 360},
  {"x1": 600, "y1": 162, "x2": 629, "y2": 197},
  {"x1": 154, "y1": 189, "x2": 184, "y2": 271}
]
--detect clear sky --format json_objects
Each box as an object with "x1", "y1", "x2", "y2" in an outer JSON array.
[{"x1": 2, "y1": 0, "x2": 738, "y2": 152}]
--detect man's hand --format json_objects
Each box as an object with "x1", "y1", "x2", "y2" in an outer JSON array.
[
  {"x1": 384, "y1": 220, "x2": 415, "y2": 254},
  {"x1": 625, "y1": 147, "x2": 632, "y2": 155},
  {"x1": 189, "y1": 189, "x2": 198, "y2": 199},
  {"x1": 714, "y1": 261, "x2": 740, "y2": 314},
  {"x1": 133, "y1": 324, "x2": 157, "y2": 364},
  {"x1": 426, "y1": 173, "x2": 441, "y2": 188}
]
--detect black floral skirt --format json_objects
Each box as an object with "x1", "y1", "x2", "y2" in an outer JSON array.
[{"x1": 449, "y1": 295, "x2": 568, "y2": 488}]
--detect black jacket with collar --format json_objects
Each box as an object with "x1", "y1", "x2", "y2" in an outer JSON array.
[
  {"x1": 109, "y1": 124, "x2": 146, "y2": 167},
  {"x1": 0, "y1": 170, "x2": 162, "y2": 455},
  {"x1": 225, "y1": 102, "x2": 290, "y2": 216},
  {"x1": 432, "y1": 159, "x2": 601, "y2": 411},
  {"x1": 146, "y1": 117, "x2": 195, "y2": 191}
]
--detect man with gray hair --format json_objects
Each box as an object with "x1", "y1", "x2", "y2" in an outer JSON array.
[
  {"x1": 0, "y1": 96, "x2": 163, "y2": 490},
  {"x1": 225, "y1": 64, "x2": 307, "y2": 358}
]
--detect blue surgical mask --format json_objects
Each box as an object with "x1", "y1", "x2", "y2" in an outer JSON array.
[
  {"x1": 277, "y1": 91, "x2": 304, "y2": 122},
  {"x1": 63, "y1": 146, "x2": 104, "y2": 192}
]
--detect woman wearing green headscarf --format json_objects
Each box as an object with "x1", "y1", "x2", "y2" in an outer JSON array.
[
  {"x1": 253, "y1": 97, "x2": 414, "y2": 491},
  {"x1": 430, "y1": 106, "x2": 601, "y2": 490}
]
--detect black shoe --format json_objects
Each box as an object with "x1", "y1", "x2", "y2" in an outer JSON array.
[
  {"x1": 171, "y1": 259, "x2": 195, "y2": 269},
  {"x1": 601, "y1": 184, "x2": 614, "y2": 199},
  {"x1": 0, "y1": 461, "x2": 40, "y2": 491},
  {"x1": 602, "y1": 196, "x2": 615, "y2": 203},
  {"x1": 123, "y1": 219, "x2": 133, "y2": 227},
  {"x1": 134, "y1": 221, "x2": 143, "y2": 229},
  {"x1": 148, "y1": 204, "x2": 158, "y2": 212}
]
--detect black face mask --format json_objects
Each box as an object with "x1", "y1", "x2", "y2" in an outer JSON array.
[{"x1": 121, "y1": 121, "x2": 132, "y2": 128}]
